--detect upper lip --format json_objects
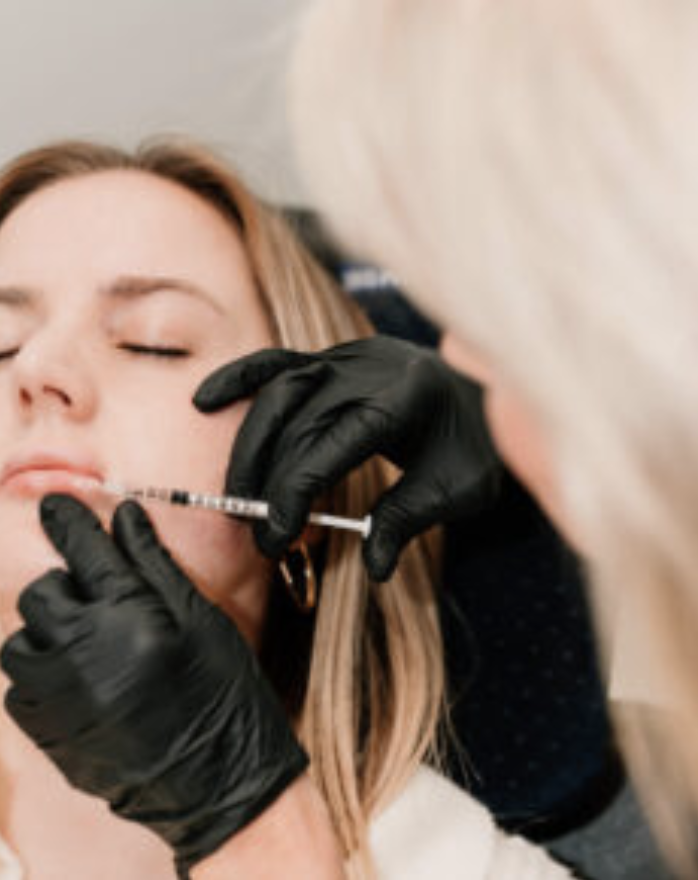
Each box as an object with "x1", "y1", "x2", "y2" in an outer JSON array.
[{"x1": 0, "y1": 452, "x2": 104, "y2": 488}]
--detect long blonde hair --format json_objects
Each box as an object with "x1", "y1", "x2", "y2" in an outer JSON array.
[
  {"x1": 0, "y1": 140, "x2": 445, "y2": 878},
  {"x1": 292, "y1": 0, "x2": 698, "y2": 874}
]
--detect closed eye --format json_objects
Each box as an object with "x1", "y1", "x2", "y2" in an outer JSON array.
[
  {"x1": 0, "y1": 348, "x2": 19, "y2": 362},
  {"x1": 118, "y1": 343, "x2": 191, "y2": 359}
]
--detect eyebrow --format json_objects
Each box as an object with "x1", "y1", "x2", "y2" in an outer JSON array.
[
  {"x1": 0, "y1": 286, "x2": 35, "y2": 308},
  {"x1": 0, "y1": 275, "x2": 225, "y2": 314},
  {"x1": 102, "y1": 275, "x2": 225, "y2": 314}
]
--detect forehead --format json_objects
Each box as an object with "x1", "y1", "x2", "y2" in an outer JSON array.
[{"x1": 0, "y1": 169, "x2": 256, "y2": 307}]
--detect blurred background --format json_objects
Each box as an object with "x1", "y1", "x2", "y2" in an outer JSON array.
[{"x1": 0, "y1": 0, "x2": 310, "y2": 204}]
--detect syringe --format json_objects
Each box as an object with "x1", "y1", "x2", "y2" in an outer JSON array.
[{"x1": 89, "y1": 479, "x2": 372, "y2": 538}]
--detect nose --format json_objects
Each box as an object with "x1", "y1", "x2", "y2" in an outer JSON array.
[{"x1": 11, "y1": 328, "x2": 97, "y2": 423}]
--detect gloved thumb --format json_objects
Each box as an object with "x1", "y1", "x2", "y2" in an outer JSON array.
[{"x1": 193, "y1": 348, "x2": 313, "y2": 412}]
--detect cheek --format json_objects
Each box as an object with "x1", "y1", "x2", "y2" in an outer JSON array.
[
  {"x1": 440, "y1": 333, "x2": 492, "y2": 384},
  {"x1": 149, "y1": 504, "x2": 273, "y2": 648},
  {"x1": 484, "y1": 387, "x2": 562, "y2": 524},
  {"x1": 109, "y1": 395, "x2": 273, "y2": 645},
  {"x1": 107, "y1": 374, "x2": 244, "y2": 493},
  {"x1": 0, "y1": 501, "x2": 63, "y2": 636}
]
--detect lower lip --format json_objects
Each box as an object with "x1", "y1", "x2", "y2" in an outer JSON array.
[{"x1": 0, "y1": 469, "x2": 101, "y2": 498}]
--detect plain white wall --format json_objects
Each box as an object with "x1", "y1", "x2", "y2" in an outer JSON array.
[{"x1": 0, "y1": 0, "x2": 311, "y2": 204}]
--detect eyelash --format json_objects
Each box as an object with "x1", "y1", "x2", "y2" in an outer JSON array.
[
  {"x1": 118, "y1": 343, "x2": 191, "y2": 359},
  {"x1": 0, "y1": 345, "x2": 191, "y2": 362}
]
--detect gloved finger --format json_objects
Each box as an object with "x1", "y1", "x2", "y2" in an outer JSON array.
[
  {"x1": 40, "y1": 494, "x2": 136, "y2": 601},
  {"x1": 253, "y1": 405, "x2": 390, "y2": 558},
  {"x1": 5, "y1": 687, "x2": 56, "y2": 749},
  {"x1": 450, "y1": 463, "x2": 504, "y2": 521},
  {"x1": 193, "y1": 348, "x2": 314, "y2": 412},
  {"x1": 0, "y1": 619, "x2": 86, "y2": 704},
  {"x1": 3, "y1": 682, "x2": 40, "y2": 738},
  {"x1": 111, "y1": 500, "x2": 198, "y2": 623},
  {"x1": 226, "y1": 360, "x2": 328, "y2": 496},
  {"x1": 4, "y1": 675, "x2": 93, "y2": 749},
  {"x1": 363, "y1": 468, "x2": 452, "y2": 582},
  {"x1": 0, "y1": 628, "x2": 46, "y2": 682},
  {"x1": 17, "y1": 569, "x2": 82, "y2": 648},
  {"x1": 0, "y1": 627, "x2": 83, "y2": 710}
]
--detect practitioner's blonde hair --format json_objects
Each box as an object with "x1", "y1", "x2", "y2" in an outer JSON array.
[
  {"x1": 0, "y1": 140, "x2": 445, "y2": 879},
  {"x1": 292, "y1": 0, "x2": 698, "y2": 874}
]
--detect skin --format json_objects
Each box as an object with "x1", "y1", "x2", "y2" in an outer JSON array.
[
  {"x1": 192, "y1": 776, "x2": 345, "y2": 880},
  {"x1": 439, "y1": 332, "x2": 569, "y2": 539},
  {"x1": 0, "y1": 169, "x2": 318, "y2": 878}
]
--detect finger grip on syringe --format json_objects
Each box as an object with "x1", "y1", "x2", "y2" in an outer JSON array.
[
  {"x1": 222, "y1": 499, "x2": 371, "y2": 537},
  {"x1": 308, "y1": 511, "x2": 372, "y2": 537},
  {"x1": 224, "y1": 499, "x2": 371, "y2": 537}
]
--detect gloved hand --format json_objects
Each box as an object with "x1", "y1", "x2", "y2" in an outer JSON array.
[
  {"x1": 194, "y1": 336, "x2": 501, "y2": 581},
  {"x1": 0, "y1": 494, "x2": 308, "y2": 879}
]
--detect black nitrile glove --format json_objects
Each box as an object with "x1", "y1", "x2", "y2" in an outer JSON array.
[
  {"x1": 194, "y1": 336, "x2": 501, "y2": 581},
  {"x1": 0, "y1": 494, "x2": 308, "y2": 879}
]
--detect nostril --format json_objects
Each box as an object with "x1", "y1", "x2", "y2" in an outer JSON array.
[
  {"x1": 41, "y1": 384, "x2": 72, "y2": 407},
  {"x1": 18, "y1": 384, "x2": 72, "y2": 408},
  {"x1": 46, "y1": 385, "x2": 71, "y2": 406}
]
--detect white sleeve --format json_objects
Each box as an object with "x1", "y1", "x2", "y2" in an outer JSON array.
[
  {"x1": 369, "y1": 766, "x2": 573, "y2": 880},
  {"x1": 485, "y1": 830, "x2": 573, "y2": 880},
  {"x1": 0, "y1": 836, "x2": 23, "y2": 880}
]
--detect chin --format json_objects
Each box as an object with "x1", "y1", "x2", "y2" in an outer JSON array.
[
  {"x1": 0, "y1": 499, "x2": 66, "y2": 619},
  {"x1": 0, "y1": 548, "x2": 67, "y2": 640},
  {"x1": 0, "y1": 540, "x2": 65, "y2": 594}
]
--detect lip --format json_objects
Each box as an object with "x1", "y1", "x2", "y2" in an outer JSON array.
[{"x1": 0, "y1": 453, "x2": 104, "y2": 499}]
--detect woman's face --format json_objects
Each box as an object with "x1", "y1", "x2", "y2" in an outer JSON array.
[{"x1": 0, "y1": 169, "x2": 274, "y2": 643}]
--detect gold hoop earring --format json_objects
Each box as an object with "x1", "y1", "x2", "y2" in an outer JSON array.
[{"x1": 279, "y1": 542, "x2": 317, "y2": 612}]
